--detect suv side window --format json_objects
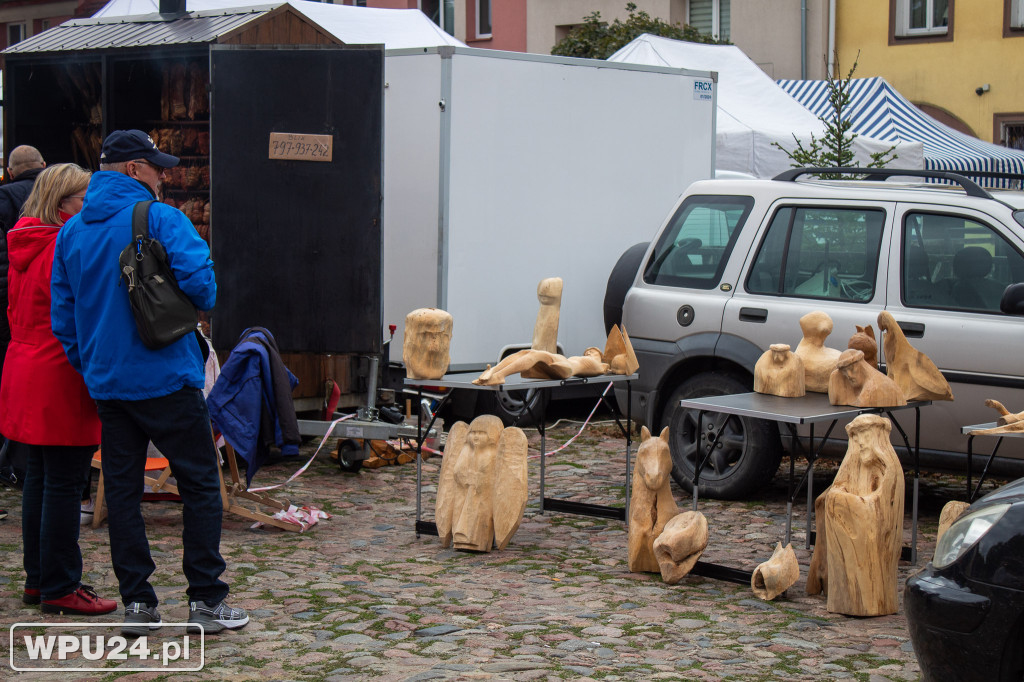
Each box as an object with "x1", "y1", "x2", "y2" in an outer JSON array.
[
  {"x1": 643, "y1": 195, "x2": 753, "y2": 289},
  {"x1": 746, "y1": 205, "x2": 885, "y2": 302},
  {"x1": 903, "y1": 212, "x2": 1024, "y2": 312}
]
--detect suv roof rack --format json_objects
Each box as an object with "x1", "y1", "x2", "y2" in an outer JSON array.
[{"x1": 772, "y1": 167, "x2": 992, "y2": 200}]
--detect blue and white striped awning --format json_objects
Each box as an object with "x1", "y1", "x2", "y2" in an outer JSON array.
[{"x1": 778, "y1": 76, "x2": 1024, "y2": 188}]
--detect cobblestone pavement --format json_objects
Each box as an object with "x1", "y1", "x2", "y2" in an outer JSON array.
[{"x1": 0, "y1": 418, "x2": 1006, "y2": 681}]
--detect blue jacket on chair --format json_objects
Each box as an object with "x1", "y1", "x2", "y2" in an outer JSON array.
[{"x1": 208, "y1": 327, "x2": 300, "y2": 484}]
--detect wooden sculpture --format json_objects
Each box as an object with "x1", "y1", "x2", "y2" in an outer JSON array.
[
  {"x1": 828, "y1": 349, "x2": 906, "y2": 408},
  {"x1": 751, "y1": 542, "x2": 800, "y2": 600},
  {"x1": 794, "y1": 311, "x2": 842, "y2": 393},
  {"x1": 604, "y1": 324, "x2": 640, "y2": 375},
  {"x1": 810, "y1": 414, "x2": 905, "y2": 616},
  {"x1": 473, "y1": 349, "x2": 573, "y2": 385},
  {"x1": 523, "y1": 277, "x2": 563, "y2": 379},
  {"x1": 848, "y1": 324, "x2": 878, "y2": 369},
  {"x1": 985, "y1": 398, "x2": 1024, "y2": 425},
  {"x1": 435, "y1": 415, "x2": 529, "y2": 552},
  {"x1": 628, "y1": 426, "x2": 681, "y2": 573},
  {"x1": 566, "y1": 347, "x2": 610, "y2": 377},
  {"x1": 877, "y1": 311, "x2": 954, "y2": 402},
  {"x1": 754, "y1": 344, "x2": 805, "y2": 397},
  {"x1": 806, "y1": 486, "x2": 830, "y2": 596},
  {"x1": 653, "y1": 511, "x2": 708, "y2": 584},
  {"x1": 403, "y1": 308, "x2": 453, "y2": 380},
  {"x1": 937, "y1": 500, "x2": 970, "y2": 544}
]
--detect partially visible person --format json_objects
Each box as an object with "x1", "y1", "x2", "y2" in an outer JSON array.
[
  {"x1": 51, "y1": 130, "x2": 248, "y2": 636},
  {"x1": 0, "y1": 146, "x2": 47, "y2": 509},
  {"x1": 0, "y1": 145, "x2": 46, "y2": 233},
  {"x1": 0, "y1": 163, "x2": 116, "y2": 615}
]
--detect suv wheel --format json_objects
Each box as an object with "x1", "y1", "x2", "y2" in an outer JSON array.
[{"x1": 660, "y1": 371, "x2": 782, "y2": 499}]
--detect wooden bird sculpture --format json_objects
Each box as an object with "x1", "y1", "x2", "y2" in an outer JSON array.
[
  {"x1": 877, "y1": 311, "x2": 953, "y2": 402},
  {"x1": 985, "y1": 398, "x2": 1024, "y2": 426}
]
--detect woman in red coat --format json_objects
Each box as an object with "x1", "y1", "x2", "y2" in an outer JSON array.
[{"x1": 0, "y1": 164, "x2": 117, "y2": 615}]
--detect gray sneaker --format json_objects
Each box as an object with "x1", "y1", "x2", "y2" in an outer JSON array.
[
  {"x1": 188, "y1": 600, "x2": 249, "y2": 633},
  {"x1": 122, "y1": 602, "x2": 161, "y2": 637}
]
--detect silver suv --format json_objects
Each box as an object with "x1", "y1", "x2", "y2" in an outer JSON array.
[{"x1": 609, "y1": 168, "x2": 1024, "y2": 499}]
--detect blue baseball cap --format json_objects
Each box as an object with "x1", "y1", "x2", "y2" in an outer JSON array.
[{"x1": 100, "y1": 129, "x2": 179, "y2": 168}]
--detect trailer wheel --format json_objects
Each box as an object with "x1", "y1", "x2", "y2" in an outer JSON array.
[
  {"x1": 603, "y1": 242, "x2": 649, "y2": 334},
  {"x1": 337, "y1": 439, "x2": 363, "y2": 473}
]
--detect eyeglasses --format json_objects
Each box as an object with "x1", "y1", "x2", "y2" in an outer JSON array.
[{"x1": 132, "y1": 159, "x2": 163, "y2": 173}]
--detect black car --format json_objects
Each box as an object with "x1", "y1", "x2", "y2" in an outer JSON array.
[{"x1": 905, "y1": 477, "x2": 1024, "y2": 681}]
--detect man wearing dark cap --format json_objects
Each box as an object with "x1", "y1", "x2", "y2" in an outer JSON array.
[{"x1": 51, "y1": 130, "x2": 249, "y2": 636}]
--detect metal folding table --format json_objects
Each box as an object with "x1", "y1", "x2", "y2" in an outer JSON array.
[
  {"x1": 679, "y1": 392, "x2": 930, "y2": 583},
  {"x1": 961, "y1": 422, "x2": 1023, "y2": 502},
  {"x1": 405, "y1": 372, "x2": 637, "y2": 537}
]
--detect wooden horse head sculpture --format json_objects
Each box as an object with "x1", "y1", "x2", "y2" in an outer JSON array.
[{"x1": 628, "y1": 426, "x2": 680, "y2": 573}]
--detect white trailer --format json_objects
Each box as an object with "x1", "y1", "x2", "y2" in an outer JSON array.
[{"x1": 382, "y1": 47, "x2": 716, "y2": 393}]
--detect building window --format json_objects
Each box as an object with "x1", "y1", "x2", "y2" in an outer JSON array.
[
  {"x1": 1005, "y1": 0, "x2": 1024, "y2": 35},
  {"x1": 477, "y1": 0, "x2": 491, "y2": 38},
  {"x1": 995, "y1": 114, "x2": 1024, "y2": 150},
  {"x1": 7, "y1": 23, "x2": 25, "y2": 46},
  {"x1": 894, "y1": 0, "x2": 949, "y2": 36},
  {"x1": 421, "y1": 0, "x2": 454, "y2": 35},
  {"x1": 689, "y1": 0, "x2": 730, "y2": 41},
  {"x1": 41, "y1": 20, "x2": 50, "y2": 30}
]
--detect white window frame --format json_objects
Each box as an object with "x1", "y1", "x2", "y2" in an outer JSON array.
[
  {"x1": 688, "y1": 0, "x2": 728, "y2": 40},
  {"x1": 1013, "y1": 0, "x2": 1024, "y2": 29},
  {"x1": 896, "y1": 0, "x2": 949, "y2": 37},
  {"x1": 419, "y1": 0, "x2": 454, "y2": 35},
  {"x1": 6, "y1": 22, "x2": 26, "y2": 47},
  {"x1": 476, "y1": 0, "x2": 491, "y2": 39}
]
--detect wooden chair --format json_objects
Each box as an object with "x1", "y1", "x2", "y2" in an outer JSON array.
[{"x1": 90, "y1": 435, "x2": 304, "y2": 532}]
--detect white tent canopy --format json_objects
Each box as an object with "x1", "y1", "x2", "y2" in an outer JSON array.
[
  {"x1": 608, "y1": 34, "x2": 924, "y2": 178},
  {"x1": 93, "y1": 0, "x2": 466, "y2": 49}
]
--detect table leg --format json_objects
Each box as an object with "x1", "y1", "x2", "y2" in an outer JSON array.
[
  {"x1": 625, "y1": 381, "x2": 632, "y2": 527},
  {"x1": 967, "y1": 435, "x2": 973, "y2": 502},
  {"x1": 806, "y1": 423, "x2": 814, "y2": 550},
  {"x1": 415, "y1": 386, "x2": 423, "y2": 538},
  {"x1": 885, "y1": 408, "x2": 922, "y2": 565}
]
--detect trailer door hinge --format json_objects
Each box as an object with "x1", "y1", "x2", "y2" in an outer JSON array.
[{"x1": 439, "y1": 99, "x2": 446, "y2": 112}]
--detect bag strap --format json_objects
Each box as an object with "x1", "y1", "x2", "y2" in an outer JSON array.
[{"x1": 131, "y1": 200, "x2": 155, "y2": 241}]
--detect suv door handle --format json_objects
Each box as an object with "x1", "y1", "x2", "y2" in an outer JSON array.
[
  {"x1": 739, "y1": 307, "x2": 768, "y2": 323},
  {"x1": 897, "y1": 321, "x2": 925, "y2": 338}
]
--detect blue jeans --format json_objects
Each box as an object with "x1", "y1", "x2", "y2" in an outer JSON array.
[
  {"x1": 22, "y1": 444, "x2": 96, "y2": 600},
  {"x1": 96, "y1": 387, "x2": 228, "y2": 607}
]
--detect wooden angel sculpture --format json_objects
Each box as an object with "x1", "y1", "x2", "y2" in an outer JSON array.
[
  {"x1": 628, "y1": 426, "x2": 708, "y2": 583},
  {"x1": 828, "y1": 349, "x2": 906, "y2": 408},
  {"x1": 794, "y1": 311, "x2": 842, "y2": 393},
  {"x1": 403, "y1": 308, "x2": 453, "y2": 380},
  {"x1": 754, "y1": 344, "x2": 805, "y2": 397},
  {"x1": 847, "y1": 324, "x2": 878, "y2": 369},
  {"x1": 877, "y1": 311, "x2": 953, "y2": 402},
  {"x1": 751, "y1": 542, "x2": 799, "y2": 600},
  {"x1": 435, "y1": 415, "x2": 528, "y2": 552},
  {"x1": 604, "y1": 324, "x2": 640, "y2": 375},
  {"x1": 807, "y1": 414, "x2": 904, "y2": 616}
]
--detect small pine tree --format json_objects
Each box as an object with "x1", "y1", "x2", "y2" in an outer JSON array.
[
  {"x1": 774, "y1": 52, "x2": 898, "y2": 179},
  {"x1": 551, "y1": 2, "x2": 727, "y2": 60}
]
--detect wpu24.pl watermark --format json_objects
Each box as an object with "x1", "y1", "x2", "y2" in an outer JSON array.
[{"x1": 9, "y1": 623, "x2": 204, "y2": 672}]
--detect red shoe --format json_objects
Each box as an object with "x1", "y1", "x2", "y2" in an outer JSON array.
[
  {"x1": 23, "y1": 588, "x2": 40, "y2": 605},
  {"x1": 41, "y1": 585, "x2": 117, "y2": 615}
]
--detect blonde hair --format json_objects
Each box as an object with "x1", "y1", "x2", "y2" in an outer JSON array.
[{"x1": 21, "y1": 163, "x2": 91, "y2": 226}]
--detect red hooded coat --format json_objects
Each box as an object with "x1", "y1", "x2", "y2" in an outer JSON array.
[{"x1": 0, "y1": 217, "x2": 101, "y2": 445}]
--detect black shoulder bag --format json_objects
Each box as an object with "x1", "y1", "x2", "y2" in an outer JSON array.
[{"x1": 118, "y1": 200, "x2": 199, "y2": 349}]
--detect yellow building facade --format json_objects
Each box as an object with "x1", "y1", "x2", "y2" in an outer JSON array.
[{"x1": 836, "y1": 0, "x2": 1024, "y2": 145}]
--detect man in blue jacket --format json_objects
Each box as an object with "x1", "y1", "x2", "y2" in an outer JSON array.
[{"x1": 51, "y1": 130, "x2": 248, "y2": 636}]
